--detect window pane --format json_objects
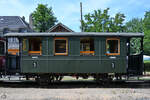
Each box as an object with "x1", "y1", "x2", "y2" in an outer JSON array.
[
  {"x1": 29, "y1": 38, "x2": 42, "y2": 51},
  {"x1": 55, "y1": 40, "x2": 66, "y2": 53},
  {"x1": 107, "y1": 40, "x2": 119, "y2": 53},
  {"x1": 80, "y1": 37, "x2": 94, "y2": 56}
]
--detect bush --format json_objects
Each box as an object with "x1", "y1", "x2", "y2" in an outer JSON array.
[{"x1": 144, "y1": 60, "x2": 150, "y2": 72}]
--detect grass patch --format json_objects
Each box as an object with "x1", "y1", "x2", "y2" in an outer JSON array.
[
  {"x1": 144, "y1": 60, "x2": 150, "y2": 72},
  {"x1": 144, "y1": 60, "x2": 150, "y2": 63}
]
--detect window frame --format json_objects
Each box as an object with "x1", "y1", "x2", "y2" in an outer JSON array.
[
  {"x1": 28, "y1": 37, "x2": 42, "y2": 55},
  {"x1": 106, "y1": 38, "x2": 120, "y2": 56},
  {"x1": 80, "y1": 37, "x2": 95, "y2": 56},
  {"x1": 54, "y1": 37, "x2": 68, "y2": 56}
]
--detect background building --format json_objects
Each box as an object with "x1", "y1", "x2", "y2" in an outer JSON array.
[
  {"x1": 0, "y1": 16, "x2": 32, "y2": 55},
  {"x1": 48, "y1": 22, "x2": 74, "y2": 32}
]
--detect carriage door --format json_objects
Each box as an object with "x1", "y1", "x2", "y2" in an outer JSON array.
[
  {"x1": 28, "y1": 38, "x2": 42, "y2": 69},
  {"x1": 7, "y1": 37, "x2": 20, "y2": 71}
]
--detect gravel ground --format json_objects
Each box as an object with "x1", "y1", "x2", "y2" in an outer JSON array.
[
  {"x1": 0, "y1": 76, "x2": 150, "y2": 100},
  {"x1": 0, "y1": 88, "x2": 150, "y2": 100}
]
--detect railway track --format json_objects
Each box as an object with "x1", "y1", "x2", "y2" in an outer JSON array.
[{"x1": 0, "y1": 79, "x2": 150, "y2": 89}]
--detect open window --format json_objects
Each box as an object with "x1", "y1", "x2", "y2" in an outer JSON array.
[
  {"x1": 7, "y1": 38, "x2": 19, "y2": 55},
  {"x1": 54, "y1": 37, "x2": 68, "y2": 55},
  {"x1": 106, "y1": 38, "x2": 120, "y2": 55},
  {"x1": 80, "y1": 37, "x2": 94, "y2": 56},
  {"x1": 29, "y1": 38, "x2": 42, "y2": 55}
]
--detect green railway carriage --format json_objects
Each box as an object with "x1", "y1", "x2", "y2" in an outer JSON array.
[{"x1": 4, "y1": 32, "x2": 144, "y2": 82}]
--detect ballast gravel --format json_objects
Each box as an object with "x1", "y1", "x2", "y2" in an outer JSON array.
[{"x1": 0, "y1": 88, "x2": 150, "y2": 100}]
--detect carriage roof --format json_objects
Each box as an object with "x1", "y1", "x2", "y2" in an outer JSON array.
[{"x1": 4, "y1": 32, "x2": 144, "y2": 37}]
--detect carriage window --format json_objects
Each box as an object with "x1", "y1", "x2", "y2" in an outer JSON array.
[
  {"x1": 80, "y1": 37, "x2": 94, "y2": 56},
  {"x1": 54, "y1": 37, "x2": 68, "y2": 55},
  {"x1": 29, "y1": 38, "x2": 42, "y2": 55},
  {"x1": 106, "y1": 38, "x2": 120, "y2": 55}
]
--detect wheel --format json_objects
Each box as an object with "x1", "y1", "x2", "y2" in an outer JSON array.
[{"x1": 36, "y1": 75, "x2": 53, "y2": 85}]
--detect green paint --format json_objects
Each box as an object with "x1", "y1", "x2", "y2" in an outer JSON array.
[{"x1": 21, "y1": 36, "x2": 127, "y2": 74}]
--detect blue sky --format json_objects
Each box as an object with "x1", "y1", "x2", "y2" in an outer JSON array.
[{"x1": 0, "y1": 0, "x2": 150, "y2": 32}]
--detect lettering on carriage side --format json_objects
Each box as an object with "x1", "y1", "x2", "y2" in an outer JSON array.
[
  {"x1": 109, "y1": 56, "x2": 116, "y2": 59},
  {"x1": 32, "y1": 56, "x2": 38, "y2": 59}
]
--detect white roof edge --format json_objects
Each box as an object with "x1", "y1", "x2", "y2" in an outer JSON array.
[{"x1": 4, "y1": 32, "x2": 144, "y2": 37}]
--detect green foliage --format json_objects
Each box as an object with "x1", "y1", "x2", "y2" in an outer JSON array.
[
  {"x1": 32, "y1": 4, "x2": 57, "y2": 32},
  {"x1": 82, "y1": 8, "x2": 110, "y2": 32},
  {"x1": 144, "y1": 11, "x2": 150, "y2": 30},
  {"x1": 111, "y1": 13, "x2": 126, "y2": 32},
  {"x1": 125, "y1": 18, "x2": 143, "y2": 33},
  {"x1": 143, "y1": 30, "x2": 150, "y2": 55},
  {"x1": 82, "y1": 8, "x2": 126, "y2": 32},
  {"x1": 129, "y1": 38, "x2": 141, "y2": 54},
  {"x1": 125, "y1": 18, "x2": 143, "y2": 54},
  {"x1": 144, "y1": 61, "x2": 150, "y2": 72},
  {"x1": 143, "y1": 11, "x2": 150, "y2": 55}
]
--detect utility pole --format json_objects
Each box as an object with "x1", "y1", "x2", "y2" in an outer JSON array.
[
  {"x1": 102, "y1": 19, "x2": 105, "y2": 32},
  {"x1": 80, "y1": 2, "x2": 83, "y2": 32}
]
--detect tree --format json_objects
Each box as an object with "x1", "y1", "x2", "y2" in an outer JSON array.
[
  {"x1": 82, "y1": 8, "x2": 110, "y2": 32},
  {"x1": 125, "y1": 18, "x2": 143, "y2": 33},
  {"x1": 125, "y1": 18, "x2": 143, "y2": 54},
  {"x1": 143, "y1": 11, "x2": 150, "y2": 55},
  {"x1": 82, "y1": 8, "x2": 126, "y2": 32},
  {"x1": 112, "y1": 13, "x2": 126, "y2": 32},
  {"x1": 32, "y1": 4, "x2": 57, "y2": 32}
]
